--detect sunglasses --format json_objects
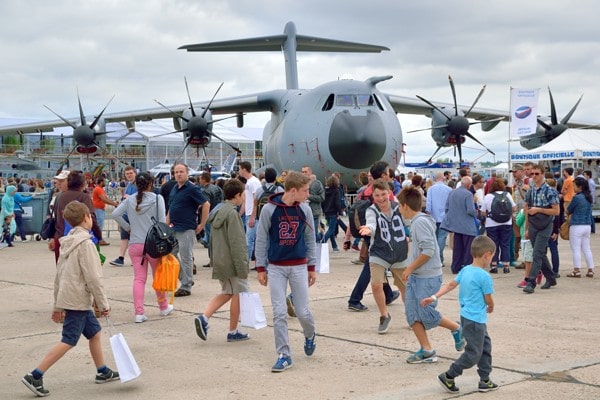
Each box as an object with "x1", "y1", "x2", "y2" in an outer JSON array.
[{"x1": 530, "y1": 172, "x2": 542, "y2": 176}]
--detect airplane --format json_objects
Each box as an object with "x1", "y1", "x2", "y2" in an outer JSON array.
[
  {"x1": 0, "y1": 21, "x2": 596, "y2": 189},
  {"x1": 0, "y1": 150, "x2": 55, "y2": 179}
]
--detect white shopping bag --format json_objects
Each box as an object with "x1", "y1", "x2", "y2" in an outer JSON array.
[
  {"x1": 240, "y1": 292, "x2": 267, "y2": 329},
  {"x1": 106, "y1": 318, "x2": 141, "y2": 383},
  {"x1": 315, "y1": 243, "x2": 330, "y2": 273}
]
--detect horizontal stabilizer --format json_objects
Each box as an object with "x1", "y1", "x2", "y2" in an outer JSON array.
[{"x1": 179, "y1": 35, "x2": 389, "y2": 53}]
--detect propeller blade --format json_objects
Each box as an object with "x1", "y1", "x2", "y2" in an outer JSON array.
[
  {"x1": 448, "y1": 75, "x2": 458, "y2": 117},
  {"x1": 211, "y1": 114, "x2": 241, "y2": 124},
  {"x1": 465, "y1": 131, "x2": 496, "y2": 155},
  {"x1": 153, "y1": 99, "x2": 189, "y2": 123},
  {"x1": 537, "y1": 118, "x2": 552, "y2": 131},
  {"x1": 560, "y1": 94, "x2": 583, "y2": 125},
  {"x1": 152, "y1": 128, "x2": 188, "y2": 139},
  {"x1": 201, "y1": 82, "x2": 224, "y2": 119},
  {"x1": 184, "y1": 76, "x2": 196, "y2": 117},
  {"x1": 464, "y1": 85, "x2": 487, "y2": 118},
  {"x1": 210, "y1": 131, "x2": 242, "y2": 154},
  {"x1": 416, "y1": 95, "x2": 451, "y2": 121},
  {"x1": 548, "y1": 87, "x2": 558, "y2": 125},
  {"x1": 90, "y1": 95, "x2": 115, "y2": 129},
  {"x1": 426, "y1": 145, "x2": 444, "y2": 164},
  {"x1": 57, "y1": 145, "x2": 79, "y2": 174},
  {"x1": 77, "y1": 88, "x2": 86, "y2": 126},
  {"x1": 43, "y1": 105, "x2": 77, "y2": 129},
  {"x1": 407, "y1": 124, "x2": 449, "y2": 133}
]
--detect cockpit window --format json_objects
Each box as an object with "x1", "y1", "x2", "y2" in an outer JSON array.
[
  {"x1": 322, "y1": 94, "x2": 382, "y2": 111},
  {"x1": 336, "y1": 95, "x2": 355, "y2": 107},
  {"x1": 322, "y1": 94, "x2": 334, "y2": 111},
  {"x1": 356, "y1": 95, "x2": 374, "y2": 106}
]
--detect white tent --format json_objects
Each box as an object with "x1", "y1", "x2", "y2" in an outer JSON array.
[{"x1": 510, "y1": 129, "x2": 600, "y2": 162}]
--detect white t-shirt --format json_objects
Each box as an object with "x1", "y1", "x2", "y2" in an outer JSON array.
[
  {"x1": 484, "y1": 191, "x2": 516, "y2": 227},
  {"x1": 244, "y1": 175, "x2": 261, "y2": 216}
]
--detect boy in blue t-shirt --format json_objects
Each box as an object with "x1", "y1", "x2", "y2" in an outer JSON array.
[{"x1": 421, "y1": 235, "x2": 498, "y2": 394}]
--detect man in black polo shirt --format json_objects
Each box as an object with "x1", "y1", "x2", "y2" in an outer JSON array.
[{"x1": 167, "y1": 163, "x2": 210, "y2": 297}]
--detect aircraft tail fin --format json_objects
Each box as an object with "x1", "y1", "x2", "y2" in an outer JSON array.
[{"x1": 179, "y1": 21, "x2": 389, "y2": 90}]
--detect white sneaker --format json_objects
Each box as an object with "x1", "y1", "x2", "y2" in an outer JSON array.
[
  {"x1": 160, "y1": 304, "x2": 174, "y2": 316},
  {"x1": 135, "y1": 314, "x2": 148, "y2": 323}
]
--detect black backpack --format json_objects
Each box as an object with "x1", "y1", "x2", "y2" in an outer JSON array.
[
  {"x1": 143, "y1": 199, "x2": 179, "y2": 259},
  {"x1": 489, "y1": 192, "x2": 512, "y2": 223},
  {"x1": 348, "y1": 191, "x2": 373, "y2": 238},
  {"x1": 256, "y1": 184, "x2": 277, "y2": 219}
]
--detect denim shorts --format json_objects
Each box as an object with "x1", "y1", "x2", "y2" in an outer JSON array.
[{"x1": 61, "y1": 310, "x2": 102, "y2": 346}]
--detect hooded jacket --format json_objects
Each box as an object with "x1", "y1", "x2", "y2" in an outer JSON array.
[
  {"x1": 0, "y1": 185, "x2": 17, "y2": 235},
  {"x1": 54, "y1": 226, "x2": 109, "y2": 312},
  {"x1": 207, "y1": 201, "x2": 249, "y2": 281},
  {"x1": 255, "y1": 192, "x2": 316, "y2": 272},
  {"x1": 112, "y1": 192, "x2": 166, "y2": 244}
]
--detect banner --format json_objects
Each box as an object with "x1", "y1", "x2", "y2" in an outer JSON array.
[{"x1": 509, "y1": 88, "x2": 540, "y2": 139}]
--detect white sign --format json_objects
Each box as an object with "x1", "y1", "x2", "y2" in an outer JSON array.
[{"x1": 509, "y1": 88, "x2": 540, "y2": 139}]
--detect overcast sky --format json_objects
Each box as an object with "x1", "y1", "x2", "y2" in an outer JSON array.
[{"x1": 1, "y1": 0, "x2": 599, "y2": 164}]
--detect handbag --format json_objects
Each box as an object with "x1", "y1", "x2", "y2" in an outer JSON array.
[
  {"x1": 152, "y1": 254, "x2": 180, "y2": 304},
  {"x1": 40, "y1": 216, "x2": 56, "y2": 240},
  {"x1": 240, "y1": 292, "x2": 267, "y2": 329},
  {"x1": 143, "y1": 197, "x2": 178, "y2": 259},
  {"x1": 315, "y1": 242, "x2": 330, "y2": 273},
  {"x1": 560, "y1": 215, "x2": 570, "y2": 240},
  {"x1": 106, "y1": 317, "x2": 141, "y2": 383}
]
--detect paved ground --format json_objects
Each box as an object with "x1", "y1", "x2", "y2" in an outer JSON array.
[{"x1": 1, "y1": 230, "x2": 600, "y2": 399}]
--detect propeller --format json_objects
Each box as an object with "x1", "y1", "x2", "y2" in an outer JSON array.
[
  {"x1": 536, "y1": 87, "x2": 583, "y2": 137},
  {"x1": 410, "y1": 75, "x2": 501, "y2": 163},
  {"x1": 154, "y1": 78, "x2": 242, "y2": 157},
  {"x1": 43, "y1": 90, "x2": 116, "y2": 173}
]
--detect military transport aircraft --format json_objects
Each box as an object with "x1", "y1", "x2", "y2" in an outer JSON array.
[{"x1": 0, "y1": 22, "x2": 595, "y2": 189}]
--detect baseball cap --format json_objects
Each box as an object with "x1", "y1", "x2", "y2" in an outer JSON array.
[
  {"x1": 54, "y1": 170, "x2": 70, "y2": 180},
  {"x1": 509, "y1": 164, "x2": 523, "y2": 172}
]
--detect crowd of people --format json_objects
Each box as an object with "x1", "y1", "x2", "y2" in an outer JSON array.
[{"x1": 13, "y1": 159, "x2": 598, "y2": 396}]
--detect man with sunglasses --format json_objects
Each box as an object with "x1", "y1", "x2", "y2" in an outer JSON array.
[{"x1": 522, "y1": 164, "x2": 559, "y2": 294}]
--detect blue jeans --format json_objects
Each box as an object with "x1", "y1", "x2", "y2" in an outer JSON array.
[
  {"x1": 94, "y1": 208, "x2": 105, "y2": 231},
  {"x1": 313, "y1": 217, "x2": 322, "y2": 242},
  {"x1": 245, "y1": 217, "x2": 257, "y2": 261},
  {"x1": 435, "y1": 223, "x2": 448, "y2": 263},
  {"x1": 485, "y1": 224, "x2": 512, "y2": 264},
  {"x1": 321, "y1": 215, "x2": 338, "y2": 250},
  {"x1": 14, "y1": 209, "x2": 26, "y2": 240},
  {"x1": 548, "y1": 236, "x2": 559, "y2": 274}
]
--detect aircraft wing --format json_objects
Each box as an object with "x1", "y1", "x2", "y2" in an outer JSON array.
[
  {"x1": 384, "y1": 94, "x2": 509, "y2": 122},
  {"x1": 0, "y1": 90, "x2": 286, "y2": 136},
  {"x1": 385, "y1": 93, "x2": 596, "y2": 128}
]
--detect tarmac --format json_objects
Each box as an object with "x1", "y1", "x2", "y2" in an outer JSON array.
[{"x1": 1, "y1": 226, "x2": 600, "y2": 400}]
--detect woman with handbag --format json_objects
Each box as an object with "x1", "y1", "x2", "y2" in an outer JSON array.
[
  {"x1": 112, "y1": 172, "x2": 173, "y2": 323},
  {"x1": 565, "y1": 177, "x2": 595, "y2": 278}
]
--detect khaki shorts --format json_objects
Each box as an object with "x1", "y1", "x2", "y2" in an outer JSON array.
[
  {"x1": 521, "y1": 240, "x2": 533, "y2": 262},
  {"x1": 219, "y1": 277, "x2": 250, "y2": 295},
  {"x1": 370, "y1": 262, "x2": 406, "y2": 289}
]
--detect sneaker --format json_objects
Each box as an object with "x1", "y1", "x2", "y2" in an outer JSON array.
[
  {"x1": 510, "y1": 261, "x2": 519, "y2": 267},
  {"x1": 386, "y1": 290, "x2": 400, "y2": 305},
  {"x1": 489, "y1": 267, "x2": 498, "y2": 274},
  {"x1": 503, "y1": 266, "x2": 510, "y2": 274},
  {"x1": 286, "y1": 294, "x2": 296, "y2": 317},
  {"x1": 227, "y1": 331, "x2": 250, "y2": 342},
  {"x1": 304, "y1": 333, "x2": 316, "y2": 356},
  {"x1": 160, "y1": 304, "x2": 174, "y2": 316},
  {"x1": 95, "y1": 368, "x2": 120, "y2": 384},
  {"x1": 135, "y1": 314, "x2": 148, "y2": 323},
  {"x1": 523, "y1": 283, "x2": 535, "y2": 294},
  {"x1": 406, "y1": 348, "x2": 437, "y2": 364},
  {"x1": 109, "y1": 257, "x2": 124, "y2": 267},
  {"x1": 438, "y1": 373, "x2": 459, "y2": 393},
  {"x1": 452, "y1": 322, "x2": 466, "y2": 351},
  {"x1": 536, "y1": 272, "x2": 543, "y2": 285},
  {"x1": 271, "y1": 354, "x2": 293, "y2": 372},
  {"x1": 351, "y1": 258, "x2": 364, "y2": 265},
  {"x1": 348, "y1": 302, "x2": 368, "y2": 312},
  {"x1": 351, "y1": 244, "x2": 360, "y2": 251},
  {"x1": 541, "y1": 279, "x2": 557, "y2": 289},
  {"x1": 194, "y1": 314, "x2": 209, "y2": 340},
  {"x1": 22, "y1": 374, "x2": 50, "y2": 397},
  {"x1": 517, "y1": 280, "x2": 527, "y2": 288},
  {"x1": 378, "y1": 313, "x2": 391, "y2": 334},
  {"x1": 332, "y1": 247, "x2": 340, "y2": 252},
  {"x1": 478, "y1": 379, "x2": 499, "y2": 392}
]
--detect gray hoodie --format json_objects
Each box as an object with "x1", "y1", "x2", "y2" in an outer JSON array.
[{"x1": 112, "y1": 192, "x2": 166, "y2": 244}]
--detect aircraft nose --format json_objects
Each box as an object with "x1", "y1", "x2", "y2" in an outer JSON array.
[{"x1": 329, "y1": 110, "x2": 386, "y2": 169}]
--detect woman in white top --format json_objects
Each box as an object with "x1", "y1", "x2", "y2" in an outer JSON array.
[{"x1": 484, "y1": 178, "x2": 516, "y2": 274}]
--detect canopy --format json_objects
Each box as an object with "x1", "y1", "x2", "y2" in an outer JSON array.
[{"x1": 510, "y1": 129, "x2": 600, "y2": 162}]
